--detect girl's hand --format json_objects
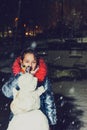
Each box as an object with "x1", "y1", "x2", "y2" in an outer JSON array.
[{"x1": 30, "y1": 66, "x2": 39, "y2": 75}]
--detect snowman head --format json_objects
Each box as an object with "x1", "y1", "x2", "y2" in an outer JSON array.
[{"x1": 18, "y1": 73, "x2": 37, "y2": 92}]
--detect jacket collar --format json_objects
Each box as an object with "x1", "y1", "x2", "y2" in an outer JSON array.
[{"x1": 12, "y1": 57, "x2": 47, "y2": 82}]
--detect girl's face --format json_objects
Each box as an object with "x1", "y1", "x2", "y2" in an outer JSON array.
[{"x1": 20, "y1": 53, "x2": 37, "y2": 72}]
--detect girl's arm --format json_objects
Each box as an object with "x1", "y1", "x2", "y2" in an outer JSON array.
[
  {"x1": 2, "y1": 74, "x2": 20, "y2": 98},
  {"x1": 42, "y1": 77, "x2": 57, "y2": 125}
]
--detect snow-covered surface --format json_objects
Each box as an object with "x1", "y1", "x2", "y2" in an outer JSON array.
[
  {"x1": 0, "y1": 66, "x2": 11, "y2": 73},
  {"x1": 0, "y1": 58, "x2": 13, "y2": 73},
  {"x1": 52, "y1": 79, "x2": 87, "y2": 130}
]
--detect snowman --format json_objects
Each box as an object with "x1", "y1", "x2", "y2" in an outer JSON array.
[{"x1": 7, "y1": 73, "x2": 49, "y2": 130}]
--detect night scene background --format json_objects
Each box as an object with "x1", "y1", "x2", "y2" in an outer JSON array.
[{"x1": 0, "y1": 0, "x2": 87, "y2": 130}]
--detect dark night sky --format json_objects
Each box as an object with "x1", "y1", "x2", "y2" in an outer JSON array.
[
  {"x1": 0, "y1": 0, "x2": 49, "y2": 25},
  {"x1": 0, "y1": 0, "x2": 87, "y2": 27}
]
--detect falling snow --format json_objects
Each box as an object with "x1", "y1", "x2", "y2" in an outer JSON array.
[{"x1": 0, "y1": 46, "x2": 87, "y2": 130}]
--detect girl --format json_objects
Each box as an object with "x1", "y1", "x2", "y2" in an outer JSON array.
[{"x1": 2, "y1": 48, "x2": 57, "y2": 127}]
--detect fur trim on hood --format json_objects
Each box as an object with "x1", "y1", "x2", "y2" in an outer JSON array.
[{"x1": 12, "y1": 57, "x2": 47, "y2": 82}]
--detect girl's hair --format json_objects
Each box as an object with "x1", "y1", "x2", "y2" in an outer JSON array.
[{"x1": 20, "y1": 48, "x2": 39, "y2": 66}]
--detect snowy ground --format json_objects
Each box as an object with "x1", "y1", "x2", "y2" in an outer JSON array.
[{"x1": 52, "y1": 79, "x2": 87, "y2": 130}]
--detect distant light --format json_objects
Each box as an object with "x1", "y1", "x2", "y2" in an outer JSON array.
[
  {"x1": 15, "y1": 17, "x2": 19, "y2": 22},
  {"x1": 35, "y1": 25, "x2": 38, "y2": 28},
  {"x1": 8, "y1": 30, "x2": 12, "y2": 34},
  {"x1": 24, "y1": 24, "x2": 26, "y2": 27},
  {"x1": 25, "y1": 32, "x2": 28, "y2": 36}
]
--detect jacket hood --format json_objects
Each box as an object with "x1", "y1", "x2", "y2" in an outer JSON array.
[{"x1": 12, "y1": 57, "x2": 47, "y2": 82}]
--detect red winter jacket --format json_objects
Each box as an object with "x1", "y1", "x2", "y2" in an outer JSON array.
[{"x1": 12, "y1": 57, "x2": 47, "y2": 82}]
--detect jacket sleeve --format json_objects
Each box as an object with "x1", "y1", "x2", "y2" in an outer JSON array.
[
  {"x1": 2, "y1": 74, "x2": 20, "y2": 98},
  {"x1": 42, "y1": 77, "x2": 57, "y2": 125}
]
